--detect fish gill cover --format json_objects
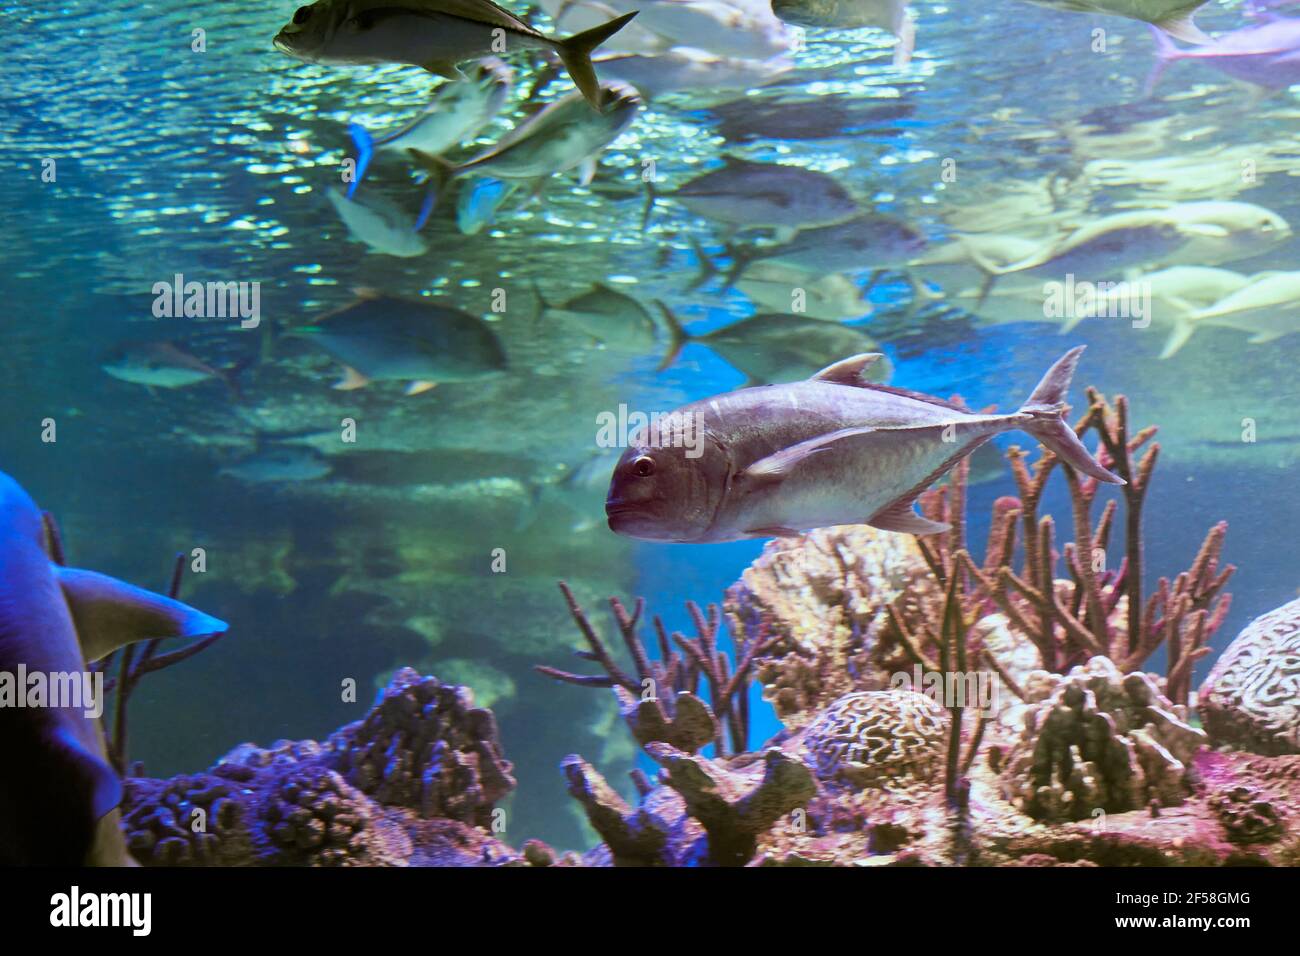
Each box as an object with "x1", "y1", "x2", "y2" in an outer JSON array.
[{"x1": 0, "y1": 0, "x2": 1297, "y2": 873}]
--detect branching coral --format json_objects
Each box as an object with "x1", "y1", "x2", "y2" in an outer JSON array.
[{"x1": 537, "y1": 581, "x2": 775, "y2": 755}]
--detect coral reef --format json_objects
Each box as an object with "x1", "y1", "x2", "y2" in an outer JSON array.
[
  {"x1": 329, "y1": 669, "x2": 516, "y2": 826},
  {"x1": 119, "y1": 670, "x2": 538, "y2": 867},
  {"x1": 1198, "y1": 596, "x2": 1300, "y2": 755},
  {"x1": 999, "y1": 656, "x2": 1206, "y2": 822}
]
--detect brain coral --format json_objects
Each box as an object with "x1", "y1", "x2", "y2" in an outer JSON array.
[
  {"x1": 1198, "y1": 597, "x2": 1300, "y2": 756},
  {"x1": 1002, "y1": 656, "x2": 1206, "y2": 822},
  {"x1": 800, "y1": 690, "x2": 949, "y2": 789}
]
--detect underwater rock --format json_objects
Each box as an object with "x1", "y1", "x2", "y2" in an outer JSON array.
[
  {"x1": 724, "y1": 525, "x2": 936, "y2": 728},
  {"x1": 1198, "y1": 597, "x2": 1300, "y2": 756},
  {"x1": 329, "y1": 667, "x2": 517, "y2": 826},
  {"x1": 120, "y1": 670, "x2": 526, "y2": 866},
  {"x1": 1001, "y1": 657, "x2": 1207, "y2": 822},
  {"x1": 800, "y1": 690, "x2": 949, "y2": 789}
]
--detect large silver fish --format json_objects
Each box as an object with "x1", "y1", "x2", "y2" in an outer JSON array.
[
  {"x1": 0, "y1": 470, "x2": 228, "y2": 865},
  {"x1": 1023, "y1": 0, "x2": 1211, "y2": 44},
  {"x1": 273, "y1": 0, "x2": 637, "y2": 109},
  {"x1": 605, "y1": 346, "x2": 1121, "y2": 542}
]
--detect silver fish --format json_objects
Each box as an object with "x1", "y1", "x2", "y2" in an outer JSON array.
[
  {"x1": 325, "y1": 188, "x2": 429, "y2": 258},
  {"x1": 1023, "y1": 0, "x2": 1211, "y2": 44},
  {"x1": 534, "y1": 280, "x2": 661, "y2": 351},
  {"x1": 347, "y1": 58, "x2": 512, "y2": 193},
  {"x1": 657, "y1": 156, "x2": 859, "y2": 240},
  {"x1": 272, "y1": 0, "x2": 637, "y2": 109},
  {"x1": 220, "y1": 444, "x2": 333, "y2": 484},
  {"x1": 102, "y1": 341, "x2": 244, "y2": 395},
  {"x1": 658, "y1": 307, "x2": 892, "y2": 386},
  {"x1": 771, "y1": 0, "x2": 915, "y2": 67},
  {"x1": 286, "y1": 289, "x2": 507, "y2": 393},
  {"x1": 604, "y1": 346, "x2": 1122, "y2": 543},
  {"x1": 413, "y1": 82, "x2": 640, "y2": 190}
]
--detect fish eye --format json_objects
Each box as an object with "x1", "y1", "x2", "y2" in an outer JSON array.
[
  {"x1": 632, "y1": 455, "x2": 655, "y2": 478},
  {"x1": 293, "y1": 6, "x2": 312, "y2": 24}
]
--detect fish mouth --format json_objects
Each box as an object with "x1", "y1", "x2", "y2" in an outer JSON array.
[{"x1": 272, "y1": 31, "x2": 296, "y2": 55}]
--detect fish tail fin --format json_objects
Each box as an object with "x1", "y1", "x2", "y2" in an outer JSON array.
[
  {"x1": 556, "y1": 11, "x2": 638, "y2": 109},
  {"x1": 686, "y1": 235, "x2": 718, "y2": 290},
  {"x1": 1143, "y1": 24, "x2": 1179, "y2": 96},
  {"x1": 1017, "y1": 346, "x2": 1124, "y2": 484},
  {"x1": 531, "y1": 278, "x2": 552, "y2": 326},
  {"x1": 892, "y1": 9, "x2": 915, "y2": 68},
  {"x1": 654, "y1": 300, "x2": 690, "y2": 371},
  {"x1": 719, "y1": 242, "x2": 753, "y2": 291},
  {"x1": 641, "y1": 175, "x2": 657, "y2": 234},
  {"x1": 408, "y1": 149, "x2": 455, "y2": 216},
  {"x1": 1156, "y1": 12, "x2": 1210, "y2": 45},
  {"x1": 347, "y1": 121, "x2": 375, "y2": 198}
]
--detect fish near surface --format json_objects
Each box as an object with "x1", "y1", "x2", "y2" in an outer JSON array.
[
  {"x1": 346, "y1": 58, "x2": 512, "y2": 193},
  {"x1": 737, "y1": 214, "x2": 926, "y2": 280},
  {"x1": 1187, "y1": 270, "x2": 1300, "y2": 344},
  {"x1": 665, "y1": 157, "x2": 859, "y2": 240},
  {"x1": 412, "y1": 82, "x2": 641, "y2": 202},
  {"x1": 102, "y1": 341, "x2": 246, "y2": 396},
  {"x1": 0, "y1": 470, "x2": 228, "y2": 865},
  {"x1": 770, "y1": 0, "x2": 916, "y2": 66},
  {"x1": 534, "y1": 280, "x2": 660, "y2": 352},
  {"x1": 605, "y1": 346, "x2": 1122, "y2": 543},
  {"x1": 1146, "y1": 18, "x2": 1300, "y2": 92},
  {"x1": 1022, "y1": 0, "x2": 1212, "y2": 44},
  {"x1": 287, "y1": 290, "x2": 507, "y2": 393},
  {"x1": 658, "y1": 306, "x2": 893, "y2": 386},
  {"x1": 325, "y1": 188, "x2": 429, "y2": 258},
  {"x1": 272, "y1": 0, "x2": 638, "y2": 109}
]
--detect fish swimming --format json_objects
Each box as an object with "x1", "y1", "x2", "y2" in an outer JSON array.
[
  {"x1": 722, "y1": 214, "x2": 927, "y2": 286},
  {"x1": 325, "y1": 187, "x2": 430, "y2": 257},
  {"x1": 411, "y1": 82, "x2": 641, "y2": 205},
  {"x1": 533, "y1": 280, "x2": 661, "y2": 351},
  {"x1": 347, "y1": 58, "x2": 512, "y2": 194},
  {"x1": 1187, "y1": 269, "x2": 1300, "y2": 344},
  {"x1": 102, "y1": 342, "x2": 246, "y2": 396},
  {"x1": 656, "y1": 157, "x2": 859, "y2": 240},
  {"x1": 0, "y1": 469, "x2": 228, "y2": 865},
  {"x1": 771, "y1": 0, "x2": 916, "y2": 67},
  {"x1": 1022, "y1": 0, "x2": 1212, "y2": 44},
  {"x1": 735, "y1": 261, "x2": 873, "y2": 321},
  {"x1": 604, "y1": 346, "x2": 1122, "y2": 543},
  {"x1": 592, "y1": 48, "x2": 793, "y2": 101},
  {"x1": 1146, "y1": 18, "x2": 1300, "y2": 92},
  {"x1": 272, "y1": 0, "x2": 638, "y2": 109},
  {"x1": 658, "y1": 307, "x2": 893, "y2": 386},
  {"x1": 287, "y1": 289, "x2": 508, "y2": 393},
  {"x1": 220, "y1": 444, "x2": 334, "y2": 484}
]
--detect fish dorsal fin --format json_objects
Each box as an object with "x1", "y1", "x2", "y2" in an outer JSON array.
[
  {"x1": 56, "y1": 567, "x2": 228, "y2": 663},
  {"x1": 810, "y1": 353, "x2": 885, "y2": 385},
  {"x1": 383, "y1": 0, "x2": 534, "y2": 36}
]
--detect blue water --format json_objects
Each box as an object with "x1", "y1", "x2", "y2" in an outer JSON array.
[{"x1": 1, "y1": 0, "x2": 1298, "y2": 849}]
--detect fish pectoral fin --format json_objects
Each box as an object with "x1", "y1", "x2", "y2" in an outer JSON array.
[
  {"x1": 740, "y1": 426, "x2": 877, "y2": 486},
  {"x1": 810, "y1": 353, "x2": 886, "y2": 386},
  {"x1": 576, "y1": 157, "x2": 597, "y2": 187},
  {"x1": 56, "y1": 566, "x2": 228, "y2": 663},
  {"x1": 46, "y1": 724, "x2": 123, "y2": 823},
  {"x1": 405, "y1": 380, "x2": 438, "y2": 395},
  {"x1": 867, "y1": 500, "x2": 951, "y2": 536},
  {"x1": 423, "y1": 59, "x2": 465, "y2": 80},
  {"x1": 1160, "y1": 321, "x2": 1195, "y2": 359},
  {"x1": 334, "y1": 365, "x2": 371, "y2": 390}
]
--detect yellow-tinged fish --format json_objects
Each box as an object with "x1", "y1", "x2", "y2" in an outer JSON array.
[{"x1": 272, "y1": 0, "x2": 637, "y2": 109}]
